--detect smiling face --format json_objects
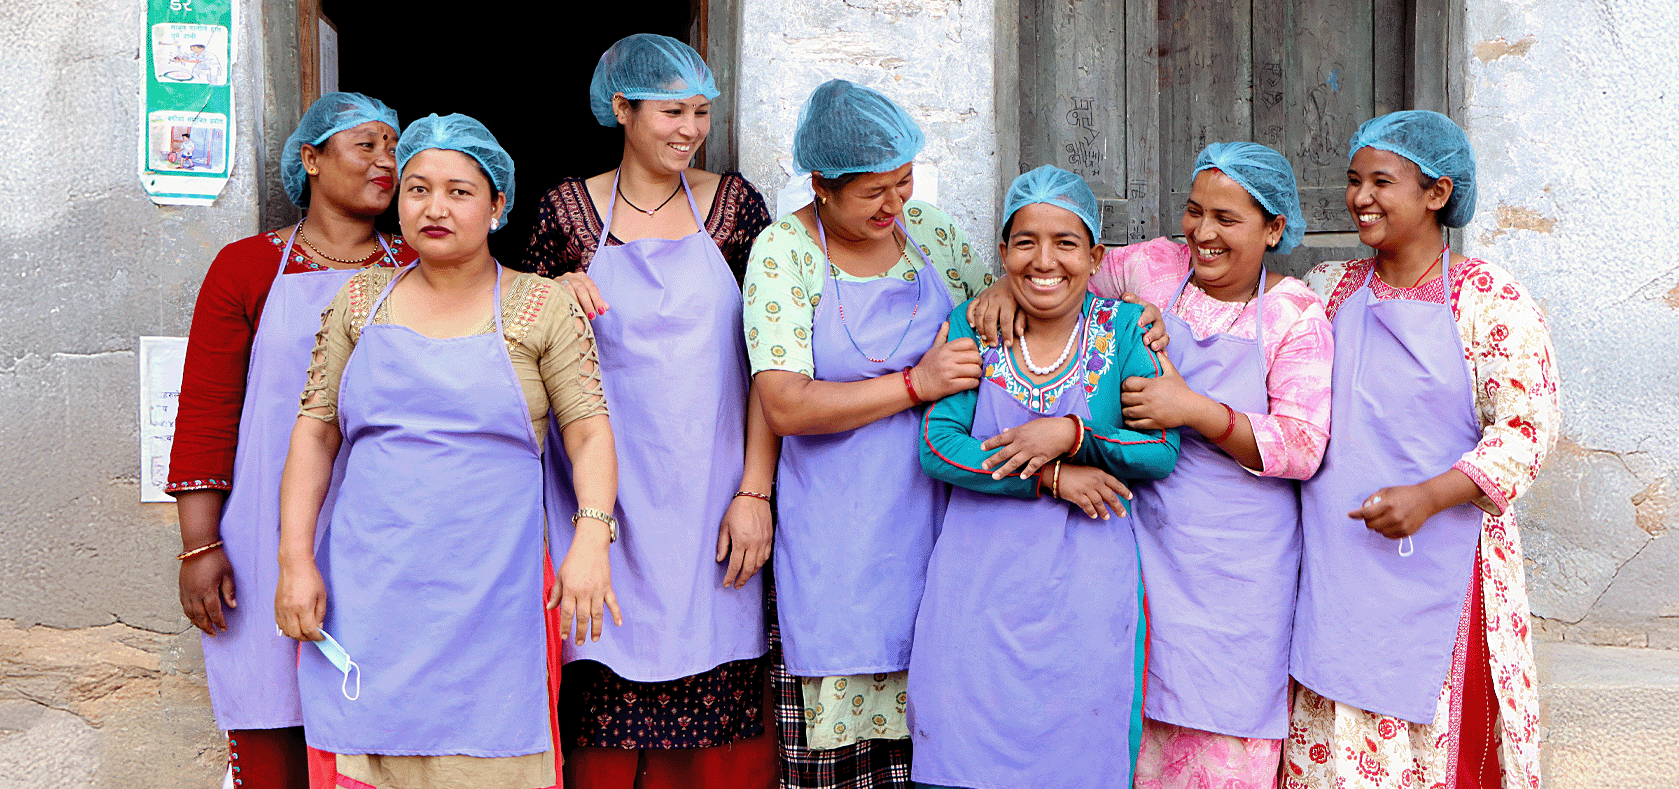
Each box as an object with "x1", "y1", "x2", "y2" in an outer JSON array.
[
  {"x1": 814, "y1": 163, "x2": 914, "y2": 243},
  {"x1": 1346, "y1": 146, "x2": 1454, "y2": 251},
  {"x1": 398, "y1": 148, "x2": 505, "y2": 262},
  {"x1": 999, "y1": 202, "x2": 1104, "y2": 322},
  {"x1": 615, "y1": 95, "x2": 710, "y2": 176},
  {"x1": 300, "y1": 121, "x2": 399, "y2": 217},
  {"x1": 1180, "y1": 169, "x2": 1284, "y2": 297}
]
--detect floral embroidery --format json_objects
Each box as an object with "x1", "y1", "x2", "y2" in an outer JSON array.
[
  {"x1": 982, "y1": 299, "x2": 1118, "y2": 413},
  {"x1": 264, "y1": 230, "x2": 407, "y2": 273},
  {"x1": 163, "y1": 478, "x2": 232, "y2": 493}
]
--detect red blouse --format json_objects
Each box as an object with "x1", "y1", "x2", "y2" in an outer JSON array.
[{"x1": 165, "y1": 230, "x2": 415, "y2": 495}]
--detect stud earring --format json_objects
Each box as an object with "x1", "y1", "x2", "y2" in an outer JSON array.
[
  {"x1": 819, "y1": 196, "x2": 828, "y2": 205},
  {"x1": 491, "y1": 218, "x2": 500, "y2": 231},
  {"x1": 306, "y1": 168, "x2": 318, "y2": 175}
]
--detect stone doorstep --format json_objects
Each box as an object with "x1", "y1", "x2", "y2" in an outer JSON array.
[{"x1": 1537, "y1": 641, "x2": 1679, "y2": 789}]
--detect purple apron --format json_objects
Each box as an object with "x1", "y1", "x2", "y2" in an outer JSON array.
[
  {"x1": 1292, "y1": 253, "x2": 1483, "y2": 725},
  {"x1": 909, "y1": 342, "x2": 1147, "y2": 789},
  {"x1": 300, "y1": 265, "x2": 551, "y2": 756},
  {"x1": 773, "y1": 213, "x2": 953, "y2": 676},
  {"x1": 546, "y1": 173, "x2": 765, "y2": 681},
  {"x1": 1132, "y1": 269, "x2": 1300, "y2": 739},
  {"x1": 203, "y1": 228, "x2": 391, "y2": 731}
]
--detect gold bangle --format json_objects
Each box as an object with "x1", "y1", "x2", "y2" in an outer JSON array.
[
  {"x1": 572, "y1": 508, "x2": 619, "y2": 542},
  {"x1": 734, "y1": 490, "x2": 771, "y2": 502},
  {"x1": 1051, "y1": 461, "x2": 1062, "y2": 499},
  {"x1": 176, "y1": 540, "x2": 224, "y2": 561}
]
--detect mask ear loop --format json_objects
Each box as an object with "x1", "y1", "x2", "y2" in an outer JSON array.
[
  {"x1": 341, "y1": 659, "x2": 361, "y2": 701},
  {"x1": 1398, "y1": 535, "x2": 1415, "y2": 557}
]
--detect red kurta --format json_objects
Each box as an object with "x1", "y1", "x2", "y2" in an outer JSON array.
[{"x1": 166, "y1": 229, "x2": 414, "y2": 495}]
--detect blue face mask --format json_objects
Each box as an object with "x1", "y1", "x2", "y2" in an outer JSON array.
[{"x1": 314, "y1": 629, "x2": 361, "y2": 701}]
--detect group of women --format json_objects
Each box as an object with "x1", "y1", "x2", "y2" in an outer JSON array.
[{"x1": 169, "y1": 31, "x2": 1558, "y2": 789}]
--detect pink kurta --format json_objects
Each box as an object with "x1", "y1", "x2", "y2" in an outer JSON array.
[
  {"x1": 1091, "y1": 237, "x2": 1333, "y2": 480},
  {"x1": 1092, "y1": 237, "x2": 1335, "y2": 789},
  {"x1": 1283, "y1": 257, "x2": 1558, "y2": 789}
]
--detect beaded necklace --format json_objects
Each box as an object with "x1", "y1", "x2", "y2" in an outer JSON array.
[{"x1": 813, "y1": 206, "x2": 924, "y2": 365}]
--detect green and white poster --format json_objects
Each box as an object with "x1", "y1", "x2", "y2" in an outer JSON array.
[{"x1": 140, "y1": 0, "x2": 235, "y2": 205}]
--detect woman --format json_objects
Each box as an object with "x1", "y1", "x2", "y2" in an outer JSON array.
[
  {"x1": 743, "y1": 78, "x2": 991, "y2": 787},
  {"x1": 912, "y1": 166, "x2": 1180, "y2": 789},
  {"x1": 972, "y1": 145, "x2": 1333, "y2": 787},
  {"x1": 169, "y1": 92, "x2": 411, "y2": 789},
  {"x1": 523, "y1": 33, "x2": 777, "y2": 788},
  {"x1": 1284, "y1": 111, "x2": 1558, "y2": 789},
  {"x1": 274, "y1": 113, "x2": 619, "y2": 789}
]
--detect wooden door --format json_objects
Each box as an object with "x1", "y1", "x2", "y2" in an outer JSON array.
[{"x1": 1013, "y1": 0, "x2": 1461, "y2": 277}]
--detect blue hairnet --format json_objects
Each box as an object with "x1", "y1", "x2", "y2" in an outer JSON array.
[
  {"x1": 1192, "y1": 141, "x2": 1306, "y2": 254},
  {"x1": 1348, "y1": 110, "x2": 1477, "y2": 228},
  {"x1": 1003, "y1": 165, "x2": 1101, "y2": 243},
  {"x1": 396, "y1": 113, "x2": 516, "y2": 232},
  {"x1": 793, "y1": 79, "x2": 925, "y2": 180},
  {"x1": 281, "y1": 92, "x2": 400, "y2": 206},
  {"x1": 589, "y1": 34, "x2": 720, "y2": 127}
]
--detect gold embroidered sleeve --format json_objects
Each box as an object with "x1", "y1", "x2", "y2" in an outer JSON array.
[
  {"x1": 298, "y1": 268, "x2": 390, "y2": 423},
  {"x1": 504, "y1": 274, "x2": 607, "y2": 444}
]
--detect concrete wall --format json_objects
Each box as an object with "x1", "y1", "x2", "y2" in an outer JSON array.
[
  {"x1": 734, "y1": 0, "x2": 1000, "y2": 260},
  {"x1": 0, "y1": 1, "x2": 285, "y2": 786},
  {"x1": 1460, "y1": 0, "x2": 1679, "y2": 650}
]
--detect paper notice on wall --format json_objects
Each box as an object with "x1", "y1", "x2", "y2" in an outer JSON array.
[
  {"x1": 141, "y1": 0, "x2": 236, "y2": 205},
  {"x1": 318, "y1": 19, "x2": 339, "y2": 94},
  {"x1": 140, "y1": 336, "x2": 188, "y2": 503}
]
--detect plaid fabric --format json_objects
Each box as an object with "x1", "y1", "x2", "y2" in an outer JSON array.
[{"x1": 769, "y1": 587, "x2": 913, "y2": 789}]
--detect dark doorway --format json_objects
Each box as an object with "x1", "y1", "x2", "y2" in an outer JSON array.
[{"x1": 323, "y1": 1, "x2": 695, "y2": 269}]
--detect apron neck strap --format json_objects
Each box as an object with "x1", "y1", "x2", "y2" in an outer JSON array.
[
  {"x1": 1168, "y1": 261, "x2": 1268, "y2": 347},
  {"x1": 596, "y1": 170, "x2": 701, "y2": 256},
  {"x1": 365, "y1": 262, "x2": 505, "y2": 336},
  {"x1": 813, "y1": 208, "x2": 932, "y2": 274},
  {"x1": 275, "y1": 220, "x2": 303, "y2": 281}
]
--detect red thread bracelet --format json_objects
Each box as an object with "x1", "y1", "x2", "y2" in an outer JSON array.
[
  {"x1": 902, "y1": 367, "x2": 923, "y2": 405},
  {"x1": 1212, "y1": 402, "x2": 1238, "y2": 443}
]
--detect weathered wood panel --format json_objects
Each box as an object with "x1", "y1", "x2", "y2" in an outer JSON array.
[{"x1": 1158, "y1": 0, "x2": 1254, "y2": 224}]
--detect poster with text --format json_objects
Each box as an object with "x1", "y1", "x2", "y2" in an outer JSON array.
[
  {"x1": 141, "y1": 0, "x2": 234, "y2": 205},
  {"x1": 139, "y1": 336, "x2": 188, "y2": 503}
]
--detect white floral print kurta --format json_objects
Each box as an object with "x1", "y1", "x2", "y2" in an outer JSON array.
[{"x1": 1284, "y1": 258, "x2": 1558, "y2": 789}]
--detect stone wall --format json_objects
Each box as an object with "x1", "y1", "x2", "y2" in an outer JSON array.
[
  {"x1": 1460, "y1": 0, "x2": 1679, "y2": 650},
  {"x1": 0, "y1": 1, "x2": 286, "y2": 786}
]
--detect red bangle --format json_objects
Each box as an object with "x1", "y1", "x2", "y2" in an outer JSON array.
[
  {"x1": 1212, "y1": 402, "x2": 1238, "y2": 443},
  {"x1": 902, "y1": 367, "x2": 923, "y2": 405},
  {"x1": 1064, "y1": 414, "x2": 1085, "y2": 457}
]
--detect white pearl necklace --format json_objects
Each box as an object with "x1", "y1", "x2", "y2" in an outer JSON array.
[{"x1": 1019, "y1": 321, "x2": 1081, "y2": 376}]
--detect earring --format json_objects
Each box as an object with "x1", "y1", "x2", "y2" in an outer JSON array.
[
  {"x1": 306, "y1": 168, "x2": 318, "y2": 175},
  {"x1": 819, "y1": 196, "x2": 828, "y2": 205},
  {"x1": 491, "y1": 218, "x2": 500, "y2": 230}
]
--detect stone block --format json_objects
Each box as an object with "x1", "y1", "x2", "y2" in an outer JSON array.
[{"x1": 1538, "y1": 641, "x2": 1679, "y2": 789}]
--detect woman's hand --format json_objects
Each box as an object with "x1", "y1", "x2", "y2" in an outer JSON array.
[
  {"x1": 909, "y1": 322, "x2": 984, "y2": 401},
  {"x1": 1348, "y1": 484, "x2": 1440, "y2": 539},
  {"x1": 549, "y1": 523, "x2": 623, "y2": 645},
  {"x1": 1122, "y1": 293, "x2": 1170, "y2": 352},
  {"x1": 980, "y1": 416, "x2": 1078, "y2": 480},
  {"x1": 1051, "y1": 463, "x2": 1133, "y2": 520},
  {"x1": 557, "y1": 271, "x2": 609, "y2": 319},
  {"x1": 1120, "y1": 353, "x2": 1209, "y2": 431},
  {"x1": 716, "y1": 495, "x2": 773, "y2": 589},
  {"x1": 179, "y1": 548, "x2": 237, "y2": 635},
  {"x1": 966, "y1": 280, "x2": 1024, "y2": 348},
  {"x1": 275, "y1": 559, "x2": 327, "y2": 642}
]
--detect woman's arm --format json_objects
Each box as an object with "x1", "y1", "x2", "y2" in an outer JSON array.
[
  {"x1": 552, "y1": 413, "x2": 622, "y2": 644},
  {"x1": 716, "y1": 383, "x2": 777, "y2": 589},
  {"x1": 1350, "y1": 264, "x2": 1561, "y2": 537},
  {"x1": 274, "y1": 415, "x2": 340, "y2": 642},
  {"x1": 1077, "y1": 302, "x2": 1182, "y2": 481},
  {"x1": 918, "y1": 306, "x2": 1039, "y2": 499}
]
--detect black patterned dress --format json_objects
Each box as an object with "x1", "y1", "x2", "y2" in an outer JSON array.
[{"x1": 525, "y1": 172, "x2": 772, "y2": 751}]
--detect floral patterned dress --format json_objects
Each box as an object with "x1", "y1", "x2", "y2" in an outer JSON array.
[{"x1": 1284, "y1": 258, "x2": 1559, "y2": 789}]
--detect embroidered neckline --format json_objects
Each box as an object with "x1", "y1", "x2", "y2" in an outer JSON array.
[
  {"x1": 267, "y1": 230, "x2": 405, "y2": 272},
  {"x1": 982, "y1": 298, "x2": 1119, "y2": 413}
]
